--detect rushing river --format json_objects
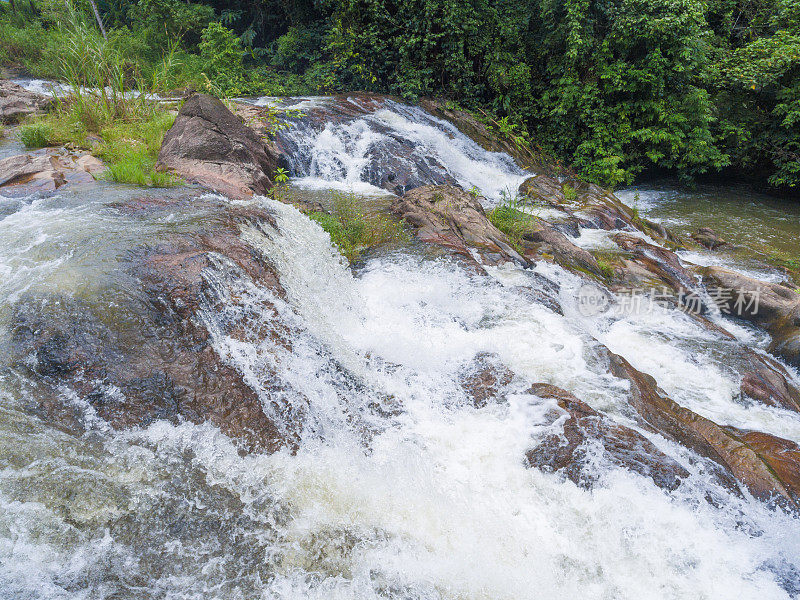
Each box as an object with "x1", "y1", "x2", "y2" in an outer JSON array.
[{"x1": 1, "y1": 95, "x2": 799, "y2": 599}]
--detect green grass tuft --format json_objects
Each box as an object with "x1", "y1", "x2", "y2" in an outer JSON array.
[
  {"x1": 310, "y1": 193, "x2": 407, "y2": 262},
  {"x1": 561, "y1": 184, "x2": 578, "y2": 202},
  {"x1": 488, "y1": 194, "x2": 539, "y2": 253},
  {"x1": 95, "y1": 113, "x2": 178, "y2": 187},
  {"x1": 596, "y1": 257, "x2": 616, "y2": 280},
  {"x1": 18, "y1": 122, "x2": 57, "y2": 148}
]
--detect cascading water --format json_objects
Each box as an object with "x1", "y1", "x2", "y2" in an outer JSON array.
[
  {"x1": 1, "y1": 97, "x2": 800, "y2": 599},
  {"x1": 262, "y1": 95, "x2": 530, "y2": 200}
]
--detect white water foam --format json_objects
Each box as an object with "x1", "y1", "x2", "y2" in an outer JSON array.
[{"x1": 282, "y1": 97, "x2": 530, "y2": 201}]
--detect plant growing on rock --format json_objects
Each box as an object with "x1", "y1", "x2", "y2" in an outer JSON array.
[
  {"x1": 310, "y1": 192, "x2": 407, "y2": 262},
  {"x1": 561, "y1": 184, "x2": 578, "y2": 202},
  {"x1": 488, "y1": 192, "x2": 539, "y2": 252},
  {"x1": 96, "y1": 113, "x2": 179, "y2": 186}
]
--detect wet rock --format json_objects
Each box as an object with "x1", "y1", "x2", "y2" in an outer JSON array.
[
  {"x1": 419, "y1": 99, "x2": 546, "y2": 171},
  {"x1": 516, "y1": 272, "x2": 564, "y2": 315},
  {"x1": 459, "y1": 353, "x2": 514, "y2": 408},
  {"x1": 518, "y1": 173, "x2": 682, "y2": 247},
  {"x1": 525, "y1": 383, "x2": 689, "y2": 491},
  {"x1": 741, "y1": 366, "x2": 800, "y2": 412},
  {"x1": 549, "y1": 220, "x2": 581, "y2": 238},
  {"x1": 391, "y1": 184, "x2": 526, "y2": 266},
  {"x1": 723, "y1": 428, "x2": 800, "y2": 504},
  {"x1": 157, "y1": 94, "x2": 278, "y2": 199},
  {"x1": 521, "y1": 221, "x2": 601, "y2": 277},
  {"x1": 518, "y1": 175, "x2": 568, "y2": 205},
  {"x1": 701, "y1": 266, "x2": 800, "y2": 367},
  {"x1": 9, "y1": 199, "x2": 293, "y2": 453},
  {"x1": 606, "y1": 350, "x2": 800, "y2": 508},
  {"x1": 273, "y1": 94, "x2": 458, "y2": 194},
  {"x1": 290, "y1": 199, "x2": 325, "y2": 215},
  {"x1": 692, "y1": 227, "x2": 727, "y2": 250},
  {"x1": 0, "y1": 79, "x2": 54, "y2": 124},
  {"x1": 611, "y1": 233, "x2": 708, "y2": 313}
]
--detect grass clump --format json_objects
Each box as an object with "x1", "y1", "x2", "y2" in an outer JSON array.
[
  {"x1": 18, "y1": 121, "x2": 57, "y2": 148},
  {"x1": 310, "y1": 193, "x2": 407, "y2": 262},
  {"x1": 94, "y1": 113, "x2": 178, "y2": 186},
  {"x1": 595, "y1": 256, "x2": 616, "y2": 280},
  {"x1": 488, "y1": 193, "x2": 539, "y2": 253},
  {"x1": 15, "y1": 8, "x2": 180, "y2": 187},
  {"x1": 561, "y1": 184, "x2": 578, "y2": 202}
]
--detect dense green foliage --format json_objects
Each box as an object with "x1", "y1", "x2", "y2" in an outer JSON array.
[
  {"x1": 11, "y1": 5, "x2": 178, "y2": 186},
  {"x1": 1, "y1": 0, "x2": 798, "y2": 191}
]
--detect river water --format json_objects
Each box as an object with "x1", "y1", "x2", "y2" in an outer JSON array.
[{"x1": 1, "y1": 96, "x2": 799, "y2": 599}]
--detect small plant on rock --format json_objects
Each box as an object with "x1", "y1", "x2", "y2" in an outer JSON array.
[
  {"x1": 310, "y1": 192, "x2": 407, "y2": 262},
  {"x1": 488, "y1": 191, "x2": 538, "y2": 253}
]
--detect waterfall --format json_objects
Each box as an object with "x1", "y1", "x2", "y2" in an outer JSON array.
[
  {"x1": 266, "y1": 95, "x2": 530, "y2": 201},
  {"x1": 1, "y1": 97, "x2": 799, "y2": 599}
]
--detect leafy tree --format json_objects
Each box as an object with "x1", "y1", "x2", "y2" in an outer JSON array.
[
  {"x1": 127, "y1": 0, "x2": 213, "y2": 50},
  {"x1": 199, "y1": 21, "x2": 246, "y2": 94}
]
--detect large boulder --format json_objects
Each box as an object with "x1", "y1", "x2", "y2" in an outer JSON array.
[
  {"x1": 525, "y1": 383, "x2": 689, "y2": 491},
  {"x1": 701, "y1": 266, "x2": 800, "y2": 367},
  {"x1": 9, "y1": 197, "x2": 293, "y2": 453},
  {"x1": 157, "y1": 94, "x2": 278, "y2": 199},
  {"x1": 391, "y1": 184, "x2": 526, "y2": 265},
  {"x1": 0, "y1": 79, "x2": 54, "y2": 124}
]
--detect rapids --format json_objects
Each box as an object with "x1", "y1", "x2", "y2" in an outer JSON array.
[{"x1": 1, "y1": 96, "x2": 799, "y2": 599}]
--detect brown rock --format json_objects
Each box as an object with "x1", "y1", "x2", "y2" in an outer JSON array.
[
  {"x1": 611, "y1": 232, "x2": 708, "y2": 313},
  {"x1": 75, "y1": 153, "x2": 105, "y2": 174},
  {"x1": 522, "y1": 221, "x2": 601, "y2": 276},
  {"x1": 10, "y1": 198, "x2": 294, "y2": 453},
  {"x1": 525, "y1": 383, "x2": 689, "y2": 490},
  {"x1": 0, "y1": 153, "x2": 59, "y2": 187},
  {"x1": 391, "y1": 184, "x2": 526, "y2": 265},
  {"x1": 518, "y1": 175, "x2": 568, "y2": 205},
  {"x1": 0, "y1": 151, "x2": 103, "y2": 195},
  {"x1": 701, "y1": 266, "x2": 800, "y2": 367},
  {"x1": 156, "y1": 94, "x2": 278, "y2": 199},
  {"x1": 606, "y1": 350, "x2": 800, "y2": 508},
  {"x1": 692, "y1": 227, "x2": 727, "y2": 250},
  {"x1": 459, "y1": 353, "x2": 514, "y2": 407},
  {"x1": 741, "y1": 359, "x2": 800, "y2": 412},
  {"x1": 0, "y1": 80, "x2": 54, "y2": 124}
]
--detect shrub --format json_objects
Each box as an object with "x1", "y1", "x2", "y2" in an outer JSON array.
[
  {"x1": 127, "y1": 0, "x2": 214, "y2": 52},
  {"x1": 561, "y1": 185, "x2": 578, "y2": 202},
  {"x1": 199, "y1": 22, "x2": 246, "y2": 96}
]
